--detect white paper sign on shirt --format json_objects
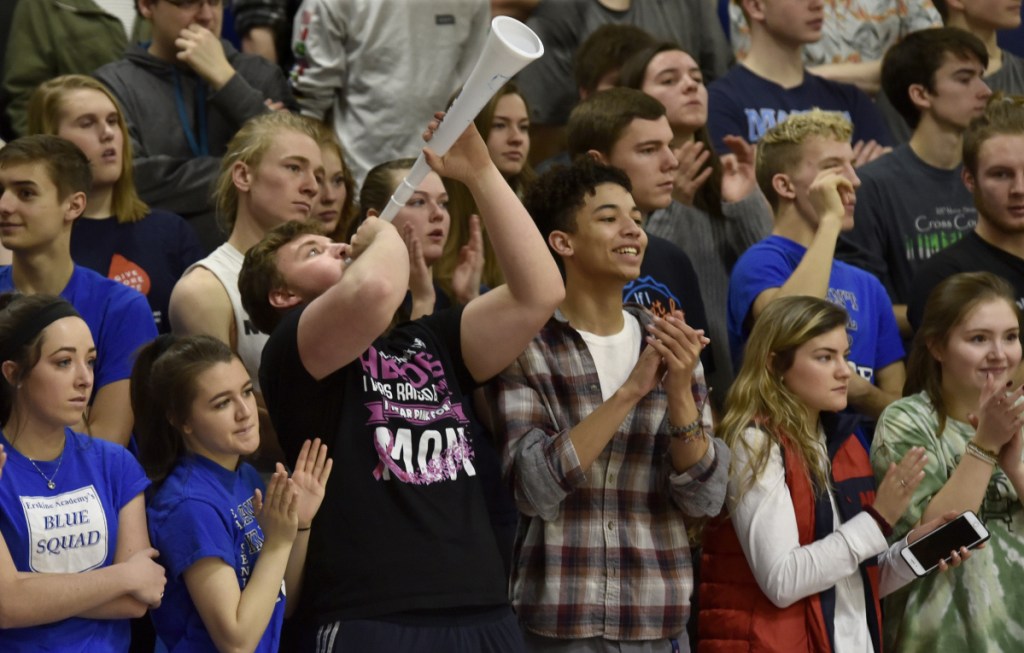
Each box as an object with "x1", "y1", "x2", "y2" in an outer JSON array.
[{"x1": 20, "y1": 485, "x2": 109, "y2": 573}]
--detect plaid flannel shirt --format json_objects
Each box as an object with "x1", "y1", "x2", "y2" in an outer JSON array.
[{"x1": 494, "y1": 307, "x2": 730, "y2": 641}]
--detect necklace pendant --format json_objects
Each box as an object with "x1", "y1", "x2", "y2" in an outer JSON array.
[{"x1": 47, "y1": 481, "x2": 55, "y2": 490}]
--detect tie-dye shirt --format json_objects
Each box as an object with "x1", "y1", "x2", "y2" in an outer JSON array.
[
  {"x1": 729, "y1": 0, "x2": 941, "y2": 65},
  {"x1": 872, "y1": 392, "x2": 1024, "y2": 653}
]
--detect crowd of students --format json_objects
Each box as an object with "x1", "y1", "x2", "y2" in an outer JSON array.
[{"x1": 0, "y1": 1, "x2": 1023, "y2": 652}]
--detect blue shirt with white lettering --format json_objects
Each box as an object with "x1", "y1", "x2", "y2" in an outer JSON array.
[
  {"x1": 147, "y1": 455, "x2": 285, "y2": 653},
  {"x1": 0, "y1": 428, "x2": 149, "y2": 652},
  {"x1": 727, "y1": 234, "x2": 904, "y2": 373}
]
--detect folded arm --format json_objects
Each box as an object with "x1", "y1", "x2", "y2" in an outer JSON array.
[
  {"x1": 0, "y1": 515, "x2": 162, "y2": 628},
  {"x1": 76, "y1": 494, "x2": 162, "y2": 620}
]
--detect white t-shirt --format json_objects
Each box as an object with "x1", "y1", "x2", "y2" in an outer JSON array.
[{"x1": 578, "y1": 311, "x2": 642, "y2": 402}]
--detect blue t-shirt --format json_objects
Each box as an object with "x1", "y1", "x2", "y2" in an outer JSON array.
[
  {"x1": 70, "y1": 210, "x2": 206, "y2": 334},
  {"x1": 147, "y1": 456, "x2": 285, "y2": 653},
  {"x1": 0, "y1": 265, "x2": 158, "y2": 391},
  {"x1": 727, "y1": 235, "x2": 904, "y2": 378},
  {"x1": 707, "y1": 64, "x2": 892, "y2": 152},
  {"x1": 0, "y1": 429, "x2": 149, "y2": 652}
]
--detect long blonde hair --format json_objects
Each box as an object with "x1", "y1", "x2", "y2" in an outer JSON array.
[
  {"x1": 28, "y1": 74, "x2": 148, "y2": 223},
  {"x1": 721, "y1": 296, "x2": 849, "y2": 498}
]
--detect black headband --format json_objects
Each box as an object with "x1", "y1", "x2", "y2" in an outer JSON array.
[{"x1": 0, "y1": 300, "x2": 80, "y2": 364}]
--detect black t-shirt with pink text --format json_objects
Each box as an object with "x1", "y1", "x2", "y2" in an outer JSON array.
[{"x1": 260, "y1": 306, "x2": 508, "y2": 625}]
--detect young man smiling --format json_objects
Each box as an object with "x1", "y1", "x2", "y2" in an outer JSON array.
[
  {"x1": 567, "y1": 87, "x2": 766, "y2": 404},
  {"x1": 235, "y1": 120, "x2": 563, "y2": 652},
  {"x1": 728, "y1": 110, "x2": 905, "y2": 435},
  {"x1": 565, "y1": 88, "x2": 711, "y2": 342},
  {"x1": 0, "y1": 136, "x2": 156, "y2": 445},
  {"x1": 909, "y1": 96, "x2": 1024, "y2": 329},
  {"x1": 494, "y1": 157, "x2": 728, "y2": 651}
]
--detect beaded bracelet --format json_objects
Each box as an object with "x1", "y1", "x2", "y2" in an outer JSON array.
[
  {"x1": 667, "y1": 386, "x2": 713, "y2": 444},
  {"x1": 965, "y1": 441, "x2": 998, "y2": 466},
  {"x1": 668, "y1": 417, "x2": 704, "y2": 443},
  {"x1": 863, "y1": 505, "x2": 894, "y2": 538}
]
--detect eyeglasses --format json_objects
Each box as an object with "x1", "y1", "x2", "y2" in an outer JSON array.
[{"x1": 163, "y1": 0, "x2": 223, "y2": 8}]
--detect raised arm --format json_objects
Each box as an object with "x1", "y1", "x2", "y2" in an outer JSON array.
[
  {"x1": 297, "y1": 218, "x2": 409, "y2": 379},
  {"x1": 751, "y1": 172, "x2": 849, "y2": 320},
  {"x1": 422, "y1": 118, "x2": 564, "y2": 382},
  {"x1": 495, "y1": 349, "x2": 630, "y2": 521},
  {"x1": 282, "y1": 440, "x2": 332, "y2": 616},
  {"x1": 497, "y1": 314, "x2": 721, "y2": 521},
  {"x1": 917, "y1": 378, "x2": 1024, "y2": 523}
]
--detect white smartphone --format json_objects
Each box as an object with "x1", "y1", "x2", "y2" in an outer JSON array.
[{"x1": 900, "y1": 510, "x2": 990, "y2": 577}]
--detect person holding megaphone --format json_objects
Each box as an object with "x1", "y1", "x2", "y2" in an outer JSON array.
[{"x1": 237, "y1": 112, "x2": 564, "y2": 651}]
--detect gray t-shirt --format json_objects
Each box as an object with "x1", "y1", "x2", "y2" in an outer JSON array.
[
  {"x1": 837, "y1": 144, "x2": 976, "y2": 305},
  {"x1": 517, "y1": 0, "x2": 732, "y2": 125},
  {"x1": 987, "y1": 49, "x2": 1024, "y2": 94}
]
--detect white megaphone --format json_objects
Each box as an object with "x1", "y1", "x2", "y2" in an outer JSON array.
[{"x1": 378, "y1": 16, "x2": 544, "y2": 222}]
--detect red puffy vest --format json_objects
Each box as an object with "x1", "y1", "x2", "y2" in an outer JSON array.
[{"x1": 698, "y1": 418, "x2": 882, "y2": 653}]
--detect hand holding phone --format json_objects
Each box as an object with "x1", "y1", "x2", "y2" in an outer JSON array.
[{"x1": 902, "y1": 511, "x2": 989, "y2": 577}]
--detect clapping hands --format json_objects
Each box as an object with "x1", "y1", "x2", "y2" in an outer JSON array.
[
  {"x1": 288, "y1": 438, "x2": 333, "y2": 531},
  {"x1": 450, "y1": 214, "x2": 485, "y2": 305}
]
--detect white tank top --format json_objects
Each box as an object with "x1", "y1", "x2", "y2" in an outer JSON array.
[{"x1": 186, "y1": 243, "x2": 269, "y2": 390}]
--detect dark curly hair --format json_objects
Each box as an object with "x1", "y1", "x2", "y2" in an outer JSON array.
[{"x1": 524, "y1": 158, "x2": 632, "y2": 271}]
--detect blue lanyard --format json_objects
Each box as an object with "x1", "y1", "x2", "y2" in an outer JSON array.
[{"x1": 172, "y1": 70, "x2": 209, "y2": 157}]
